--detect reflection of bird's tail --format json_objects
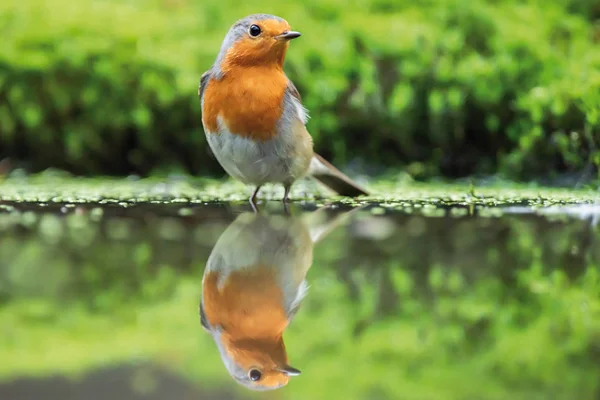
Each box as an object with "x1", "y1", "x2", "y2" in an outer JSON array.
[
  {"x1": 308, "y1": 153, "x2": 369, "y2": 197},
  {"x1": 304, "y1": 203, "x2": 366, "y2": 244}
]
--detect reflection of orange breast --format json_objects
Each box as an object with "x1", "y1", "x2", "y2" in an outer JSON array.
[
  {"x1": 202, "y1": 264, "x2": 289, "y2": 338},
  {"x1": 202, "y1": 67, "x2": 288, "y2": 142}
]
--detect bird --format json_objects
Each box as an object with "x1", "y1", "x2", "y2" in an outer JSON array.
[
  {"x1": 199, "y1": 206, "x2": 362, "y2": 391},
  {"x1": 198, "y1": 14, "x2": 369, "y2": 206}
]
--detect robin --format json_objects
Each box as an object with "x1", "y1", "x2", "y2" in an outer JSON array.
[
  {"x1": 199, "y1": 207, "x2": 362, "y2": 391},
  {"x1": 198, "y1": 14, "x2": 369, "y2": 206}
]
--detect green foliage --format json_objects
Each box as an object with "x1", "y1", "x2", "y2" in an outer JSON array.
[{"x1": 0, "y1": 0, "x2": 599, "y2": 180}]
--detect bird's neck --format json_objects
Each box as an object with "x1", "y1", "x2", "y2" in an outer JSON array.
[
  {"x1": 220, "y1": 62, "x2": 285, "y2": 79},
  {"x1": 226, "y1": 334, "x2": 287, "y2": 355},
  {"x1": 219, "y1": 46, "x2": 288, "y2": 76}
]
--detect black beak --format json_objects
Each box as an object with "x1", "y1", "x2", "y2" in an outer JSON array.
[
  {"x1": 277, "y1": 31, "x2": 301, "y2": 40},
  {"x1": 279, "y1": 366, "x2": 301, "y2": 376}
]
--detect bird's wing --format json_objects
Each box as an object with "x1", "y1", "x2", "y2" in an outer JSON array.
[
  {"x1": 198, "y1": 69, "x2": 212, "y2": 100},
  {"x1": 199, "y1": 301, "x2": 211, "y2": 332},
  {"x1": 285, "y1": 78, "x2": 310, "y2": 127},
  {"x1": 287, "y1": 78, "x2": 302, "y2": 103},
  {"x1": 287, "y1": 78, "x2": 369, "y2": 197}
]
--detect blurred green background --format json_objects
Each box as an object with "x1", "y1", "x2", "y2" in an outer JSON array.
[{"x1": 1, "y1": 0, "x2": 599, "y2": 181}]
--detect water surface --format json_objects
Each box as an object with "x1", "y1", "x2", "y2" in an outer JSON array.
[{"x1": 0, "y1": 201, "x2": 598, "y2": 399}]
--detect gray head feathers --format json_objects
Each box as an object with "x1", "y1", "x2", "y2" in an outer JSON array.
[{"x1": 211, "y1": 14, "x2": 287, "y2": 78}]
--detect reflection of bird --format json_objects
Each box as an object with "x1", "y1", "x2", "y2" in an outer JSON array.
[
  {"x1": 199, "y1": 207, "x2": 361, "y2": 391},
  {"x1": 198, "y1": 14, "x2": 369, "y2": 206}
]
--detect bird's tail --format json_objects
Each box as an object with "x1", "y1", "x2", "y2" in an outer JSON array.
[{"x1": 307, "y1": 153, "x2": 369, "y2": 197}]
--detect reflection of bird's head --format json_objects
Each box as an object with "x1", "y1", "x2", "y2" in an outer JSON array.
[
  {"x1": 200, "y1": 265, "x2": 303, "y2": 391},
  {"x1": 211, "y1": 324, "x2": 301, "y2": 391}
]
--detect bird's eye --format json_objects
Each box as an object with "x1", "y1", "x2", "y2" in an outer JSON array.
[
  {"x1": 248, "y1": 369, "x2": 262, "y2": 381},
  {"x1": 249, "y1": 24, "x2": 262, "y2": 37}
]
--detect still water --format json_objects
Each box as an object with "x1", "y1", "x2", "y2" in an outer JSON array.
[{"x1": 0, "y1": 201, "x2": 598, "y2": 400}]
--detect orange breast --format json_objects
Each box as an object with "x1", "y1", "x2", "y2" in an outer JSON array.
[
  {"x1": 202, "y1": 67, "x2": 288, "y2": 142},
  {"x1": 202, "y1": 264, "x2": 289, "y2": 338}
]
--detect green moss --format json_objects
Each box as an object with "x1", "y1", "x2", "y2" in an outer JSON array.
[{"x1": 0, "y1": 174, "x2": 598, "y2": 211}]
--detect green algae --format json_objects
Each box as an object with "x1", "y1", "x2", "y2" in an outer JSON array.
[{"x1": 0, "y1": 174, "x2": 598, "y2": 212}]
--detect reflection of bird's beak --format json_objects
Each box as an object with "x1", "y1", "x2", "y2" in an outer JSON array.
[
  {"x1": 276, "y1": 31, "x2": 301, "y2": 40},
  {"x1": 278, "y1": 366, "x2": 301, "y2": 376}
]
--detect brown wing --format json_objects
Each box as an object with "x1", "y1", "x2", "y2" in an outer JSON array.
[
  {"x1": 198, "y1": 70, "x2": 211, "y2": 100},
  {"x1": 199, "y1": 301, "x2": 211, "y2": 332},
  {"x1": 287, "y1": 78, "x2": 302, "y2": 103}
]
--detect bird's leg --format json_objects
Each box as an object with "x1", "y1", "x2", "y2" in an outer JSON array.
[
  {"x1": 250, "y1": 185, "x2": 262, "y2": 203},
  {"x1": 249, "y1": 185, "x2": 262, "y2": 213},
  {"x1": 283, "y1": 183, "x2": 292, "y2": 203},
  {"x1": 282, "y1": 183, "x2": 293, "y2": 215}
]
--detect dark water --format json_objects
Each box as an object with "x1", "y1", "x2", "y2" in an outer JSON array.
[{"x1": 0, "y1": 201, "x2": 599, "y2": 400}]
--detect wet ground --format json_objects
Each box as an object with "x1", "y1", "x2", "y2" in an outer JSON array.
[{"x1": 0, "y1": 177, "x2": 599, "y2": 400}]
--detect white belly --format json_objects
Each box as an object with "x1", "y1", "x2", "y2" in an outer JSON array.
[{"x1": 205, "y1": 117, "x2": 312, "y2": 186}]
